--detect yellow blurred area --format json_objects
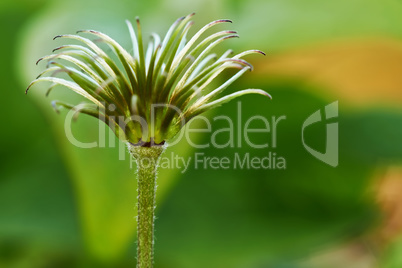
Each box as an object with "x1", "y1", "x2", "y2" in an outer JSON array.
[{"x1": 256, "y1": 38, "x2": 402, "y2": 106}]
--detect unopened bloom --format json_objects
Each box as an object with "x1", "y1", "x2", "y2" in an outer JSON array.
[{"x1": 27, "y1": 13, "x2": 270, "y2": 146}]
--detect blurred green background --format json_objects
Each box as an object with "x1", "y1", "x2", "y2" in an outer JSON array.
[{"x1": 2, "y1": 0, "x2": 402, "y2": 267}]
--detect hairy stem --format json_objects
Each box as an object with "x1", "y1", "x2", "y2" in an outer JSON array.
[{"x1": 128, "y1": 144, "x2": 165, "y2": 268}]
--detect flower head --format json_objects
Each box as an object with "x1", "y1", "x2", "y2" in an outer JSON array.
[{"x1": 27, "y1": 13, "x2": 270, "y2": 146}]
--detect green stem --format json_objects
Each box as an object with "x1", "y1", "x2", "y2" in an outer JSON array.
[{"x1": 128, "y1": 144, "x2": 165, "y2": 268}]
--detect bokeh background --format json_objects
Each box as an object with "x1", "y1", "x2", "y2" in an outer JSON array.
[{"x1": 2, "y1": 0, "x2": 402, "y2": 267}]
